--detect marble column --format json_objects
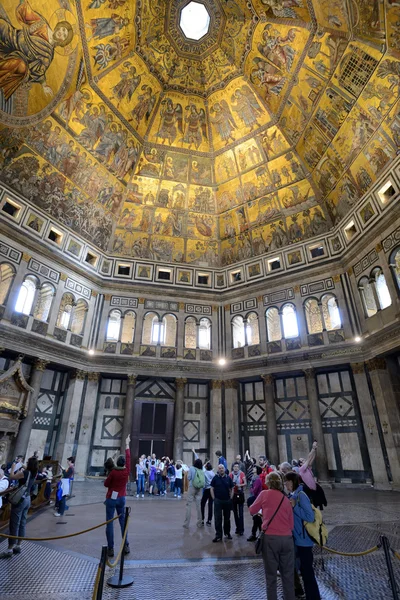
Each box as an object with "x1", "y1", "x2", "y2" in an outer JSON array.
[
  {"x1": 224, "y1": 380, "x2": 239, "y2": 467},
  {"x1": 303, "y1": 368, "x2": 330, "y2": 482},
  {"x1": 14, "y1": 358, "x2": 49, "y2": 459},
  {"x1": 56, "y1": 370, "x2": 87, "y2": 465},
  {"x1": 350, "y1": 363, "x2": 391, "y2": 489},
  {"x1": 210, "y1": 380, "x2": 222, "y2": 459},
  {"x1": 74, "y1": 372, "x2": 100, "y2": 479},
  {"x1": 366, "y1": 358, "x2": 400, "y2": 488},
  {"x1": 121, "y1": 374, "x2": 136, "y2": 453},
  {"x1": 262, "y1": 374, "x2": 279, "y2": 466},
  {"x1": 173, "y1": 378, "x2": 187, "y2": 460}
]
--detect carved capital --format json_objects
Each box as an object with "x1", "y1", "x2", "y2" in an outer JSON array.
[
  {"x1": 212, "y1": 305, "x2": 218, "y2": 312},
  {"x1": 127, "y1": 374, "x2": 137, "y2": 385},
  {"x1": 366, "y1": 357, "x2": 386, "y2": 372},
  {"x1": 91, "y1": 291, "x2": 98, "y2": 298},
  {"x1": 257, "y1": 296, "x2": 263, "y2": 303},
  {"x1": 33, "y1": 358, "x2": 49, "y2": 371},
  {"x1": 333, "y1": 274, "x2": 341, "y2": 283},
  {"x1": 303, "y1": 368, "x2": 315, "y2": 380},
  {"x1": 224, "y1": 305, "x2": 230, "y2": 311},
  {"x1": 351, "y1": 362, "x2": 365, "y2": 375},
  {"x1": 293, "y1": 285, "x2": 300, "y2": 293},
  {"x1": 179, "y1": 302, "x2": 185, "y2": 310},
  {"x1": 104, "y1": 294, "x2": 112, "y2": 301},
  {"x1": 347, "y1": 267, "x2": 353, "y2": 276},
  {"x1": 375, "y1": 242, "x2": 383, "y2": 253},
  {"x1": 60, "y1": 273, "x2": 67, "y2": 282},
  {"x1": 22, "y1": 253, "x2": 31, "y2": 263},
  {"x1": 261, "y1": 374, "x2": 274, "y2": 385},
  {"x1": 73, "y1": 369, "x2": 87, "y2": 380},
  {"x1": 139, "y1": 297, "x2": 145, "y2": 305},
  {"x1": 87, "y1": 372, "x2": 100, "y2": 382},
  {"x1": 224, "y1": 379, "x2": 238, "y2": 389},
  {"x1": 175, "y1": 377, "x2": 187, "y2": 390},
  {"x1": 211, "y1": 380, "x2": 222, "y2": 390}
]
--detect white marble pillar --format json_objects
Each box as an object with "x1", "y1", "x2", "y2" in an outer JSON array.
[
  {"x1": 304, "y1": 368, "x2": 330, "y2": 482},
  {"x1": 262, "y1": 374, "x2": 279, "y2": 466},
  {"x1": 210, "y1": 380, "x2": 222, "y2": 459},
  {"x1": 121, "y1": 374, "x2": 136, "y2": 453},
  {"x1": 74, "y1": 372, "x2": 100, "y2": 478},
  {"x1": 56, "y1": 370, "x2": 87, "y2": 466},
  {"x1": 173, "y1": 378, "x2": 187, "y2": 460},
  {"x1": 224, "y1": 380, "x2": 240, "y2": 467}
]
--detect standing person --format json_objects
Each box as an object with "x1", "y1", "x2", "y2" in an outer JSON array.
[
  {"x1": 247, "y1": 465, "x2": 263, "y2": 541},
  {"x1": 104, "y1": 435, "x2": 131, "y2": 558},
  {"x1": 0, "y1": 456, "x2": 38, "y2": 559},
  {"x1": 168, "y1": 461, "x2": 176, "y2": 495},
  {"x1": 285, "y1": 472, "x2": 321, "y2": 600},
  {"x1": 215, "y1": 450, "x2": 228, "y2": 473},
  {"x1": 136, "y1": 456, "x2": 145, "y2": 498},
  {"x1": 156, "y1": 457, "x2": 165, "y2": 495},
  {"x1": 230, "y1": 462, "x2": 246, "y2": 536},
  {"x1": 210, "y1": 463, "x2": 234, "y2": 542},
  {"x1": 54, "y1": 456, "x2": 74, "y2": 517},
  {"x1": 0, "y1": 467, "x2": 9, "y2": 510},
  {"x1": 298, "y1": 442, "x2": 327, "y2": 511},
  {"x1": 231, "y1": 454, "x2": 246, "y2": 473},
  {"x1": 201, "y1": 461, "x2": 215, "y2": 526},
  {"x1": 244, "y1": 450, "x2": 256, "y2": 487},
  {"x1": 148, "y1": 460, "x2": 157, "y2": 495},
  {"x1": 249, "y1": 472, "x2": 295, "y2": 600},
  {"x1": 174, "y1": 461, "x2": 183, "y2": 498},
  {"x1": 183, "y1": 458, "x2": 204, "y2": 529}
]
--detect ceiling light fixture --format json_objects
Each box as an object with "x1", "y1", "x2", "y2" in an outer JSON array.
[
  {"x1": 218, "y1": 358, "x2": 226, "y2": 366},
  {"x1": 354, "y1": 336, "x2": 362, "y2": 343},
  {"x1": 88, "y1": 349, "x2": 95, "y2": 355}
]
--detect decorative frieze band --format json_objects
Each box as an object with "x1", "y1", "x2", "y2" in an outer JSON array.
[
  {"x1": 145, "y1": 300, "x2": 179, "y2": 311},
  {"x1": 264, "y1": 288, "x2": 295, "y2": 305},
  {"x1": 185, "y1": 304, "x2": 212, "y2": 315},
  {"x1": 0, "y1": 240, "x2": 21, "y2": 264},
  {"x1": 300, "y1": 278, "x2": 335, "y2": 297},
  {"x1": 353, "y1": 249, "x2": 379, "y2": 277},
  {"x1": 110, "y1": 297, "x2": 138, "y2": 309},
  {"x1": 65, "y1": 277, "x2": 91, "y2": 300}
]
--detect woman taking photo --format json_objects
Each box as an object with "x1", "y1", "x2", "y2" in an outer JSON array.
[
  {"x1": 249, "y1": 471, "x2": 295, "y2": 600},
  {"x1": 0, "y1": 456, "x2": 38, "y2": 558},
  {"x1": 284, "y1": 472, "x2": 321, "y2": 600}
]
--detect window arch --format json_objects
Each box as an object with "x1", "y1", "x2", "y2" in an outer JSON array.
[
  {"x1": 266, "y1": 307, "x2": 282, "y2": 342},
  {"x1": 113, "y1": 397, "x2": 120, "y2": 409},
  {"x1": 246, "y1": 312, "x2": 260, "y2": 346},
  {"x1": 358, "y1": 276, "x2": 377, "y2": 317},
  {"x1": 232, "y1": 315, "x2": 245, "y2": 348},
  {"x1": 71, "y1": 299, "x2": 88, "y2": 335},
  {"x1": 304, "y1": 298, "x2": 323, "y2": 334},
  {"x1": 142, "y1": 312, "x2": 159, "y2": 345},
  {"x1": 106, "y1": 309, "x2": 121, "y2": 341},
  {"x1": 187, "y1": 401, "x2": 193, "y2": 414},
  {"x1": 15, "y1": 275, "x2": 38, "y2": 315},
  {"x1": 199, "y1": 317, "x2": 211, "y2": 350},
  {"x1": 281, "y1": 303, "x2": 299, "y2": 339},
  {"x1": 105, "y1": 396, "x2": 111, "y2": 409},
  {"x1": 321, "y1": 294, "x2": 341, "y2": 330},
  {"x1": 371, "y1": 267, "x2": 391, "y2": 310},
  {"x1": 162, "y1": 313, "x2": 177, "y2": 347},
  {"x1": 0, "y1": 263, "x2": 15, "y2": 306},
  {"x1": 56, "y1": 293, "x2": 74, "y2": 329},
  {"x1": 195, "y1": 402, "x2": 201, "y2": 414},
  {"x1": 390, "y1": 247, "x2": 400, "y2": 291},
  {"x1": 121, "y1": 311, "x2": 136, "y2": 344},
  {"x1": 33, "y1": 283, "x2": 55, "y2": 322},
  {"x1": 184, "y1": 316, "x2": 197, "y2": 349}
]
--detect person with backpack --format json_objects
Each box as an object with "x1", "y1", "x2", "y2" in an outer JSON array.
[
  {"x1": 249, "y1": 472, "x2": 295, "y2": 600},
  {"x1": 284, "y1": 472, "x2": 321, "y2": 600},
  {"x1": 183, "y1": 458, "x2": 204, "y2": 529}
]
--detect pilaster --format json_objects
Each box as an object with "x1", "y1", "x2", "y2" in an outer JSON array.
[
  {"x1": 303, "y1": 368, "x2": 330, "y2": 482},
  {"x1": 261, "y1": 374, "x2": 279, "y2": 466}
]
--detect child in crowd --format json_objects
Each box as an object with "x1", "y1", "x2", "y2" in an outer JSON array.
[
  {"x1": 149, "y1": 460, "x2": 157, "y2": 495},
  {"x1": 174, "y1": 461, "x2": 183, "y2": 498}
]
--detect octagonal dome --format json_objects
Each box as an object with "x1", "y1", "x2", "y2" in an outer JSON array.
[{"x1": 180, "y1": 2, "x2": 211, "y2": 41}]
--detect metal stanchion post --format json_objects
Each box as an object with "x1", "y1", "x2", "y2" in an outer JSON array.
[
  {"x1": 381, "y1": 535, "x2": 399, "y2": 600},
  {"x1": 107, "y1": 507, "x2": 134, "y2": 588},
  {"x1": 96, "y1": 545, "x2": 108, "y2": 600}
]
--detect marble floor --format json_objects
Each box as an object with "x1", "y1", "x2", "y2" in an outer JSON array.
[{"x1": 1, "y1": 482, "x2": 400, "y2": 599}]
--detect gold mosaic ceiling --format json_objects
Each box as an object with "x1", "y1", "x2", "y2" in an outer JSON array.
[{"x1": 0, "y1": 0, "x2": 399, "y2": 267}]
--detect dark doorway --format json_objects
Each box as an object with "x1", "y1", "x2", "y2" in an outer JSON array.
[{"x1": 133, "y1": 400, "x2": 174, "y2": 463}]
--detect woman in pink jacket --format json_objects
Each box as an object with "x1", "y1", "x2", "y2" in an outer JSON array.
[{"x1": 249, "y1": 472, "x2": 295, "y2": 600}]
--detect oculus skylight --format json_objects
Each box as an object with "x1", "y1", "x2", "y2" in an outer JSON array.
[{"x1": 180, "y1": 2, "x2": 211, "y2": 40}]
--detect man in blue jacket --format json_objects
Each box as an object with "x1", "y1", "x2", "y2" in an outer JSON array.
[{"x1": 215, "y1": 450, "x2": 228, "y2": 473}]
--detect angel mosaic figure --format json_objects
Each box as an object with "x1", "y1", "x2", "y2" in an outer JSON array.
[
  {"x1": 0, "y1": 0, "x2": 74, "y2": 101},
  {"x1": 129, "y1": 86, "x2": 157, "y2": 126},
  {"x1": 111, "y1": 63, "x2": 141, "y2": 107},
  {"x1": 156, "y1": 98, "x2": 183, "y2": 145},
  {"x1": 182, "y1": 105, "x2": 207, "y2": 149},
  {"x1": 231, "y1": 86, "x2": 263, "y2": 131},
  {"x1": 209, "y1": 101, "x2": 237, "y2": 146}
]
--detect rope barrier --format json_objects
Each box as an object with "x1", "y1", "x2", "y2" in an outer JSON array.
[
  {"x1": 392, "y1": 549, "x2": 400, "y2": 561},
  {"x1": 91, "y1": 563, "x2": 102, "y2": 600},
  {"x1": 106, "y1": 512, "x2": 130, "y2": 569},
  {"x1": 0, "y1": 515, "x2": 120, "y2": 541},
  {"x1": 322, "y1": 544, "x2": 380, "y2": 557}
]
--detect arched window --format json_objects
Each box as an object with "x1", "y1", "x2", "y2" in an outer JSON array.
[
  {"x1": 106, "y1": 310, "x2": 121, "y2": 341},
  {"x1": 195, "y1": 402, "x2": 201, "y2": 414},
  {"x1": 246, "y1": 312, "x2": 260, "y2": 345},
  {"x1": 199, "y1": 317, "x2": 211, "y2": 350},
  {"x1": 372, "y1": 268, "x2": 391, "y2": 310},
  {"x1": 187, "y1": 401, "x2": 193, "y2": 414},
  {"x1": 113, "y1": 397, "x2": 119, "y2": 409},
  {"x1": 121, "y1": 311, "x2": 136, "y2": 344},
  {"x1": 71, "y1": 299, "x2": 88, "y2": 335},
  {"x1": 142, "y1": 312, "x2": 159, "y2": 345},
  {"x1": 282, "y1": 303, "x2": 299, "y2": 338},
  {"x1": 232, "y1": 315, "x2": 245, "y2": 348},
  {"x1": 0, "y1": 263, "x2": 15, "y2": 306},
  {"x1": 266, "y1": 307, "x2": 282, "y2": 342},
  {"x1": 105, "y1": 396, "x2": 111, "y2": 409},
  {"x1": 56, "y1": 293, "x2": 74, "y2": 330},
  {"x1": 359, "y1": 276, "x2": 377, "y2": 317},
  {"x1": 304, "y1": 298, "x2": 323, "y2": 334},
  {"x1": 162, "y1": 314, "x2": 177, "y2": 347},
  {"x1": 321, "y1": 294, "x2": 341, "y2": 330},
  {"x1": 15, "y1": 275, "x2": 37, "y2": 315},
  {"x1": 184, "y1": 316, "x2": 197, "y2": 349},
  {"x1": 33, "y1": 283, "x2": 54, "y2": 322},
  {"x1": 390, "y1": 247, "x2": 400, "y2": 291}
]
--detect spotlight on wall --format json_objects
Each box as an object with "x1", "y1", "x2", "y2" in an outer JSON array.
[
  {"x1": 218, "y1": 358, "x2": 226, "y2": 366},
  {"x1": 354, "y1": 336, "x2": 362, "y2": 343},
  {"x1": 88, "y1": 349, "x2": 95, "y2": 355}
]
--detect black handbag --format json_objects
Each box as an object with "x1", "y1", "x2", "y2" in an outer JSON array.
[
  {"x1": 234, "y1": 491, "x2": 245, "y2": 505},
  {"x1": 255, "y1": 494, "x2": 285, "y2": 555}
]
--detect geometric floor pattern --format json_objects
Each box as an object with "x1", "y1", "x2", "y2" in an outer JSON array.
[{"x1": 2, "y1": 527, "x2": 400, "y2": 600}]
